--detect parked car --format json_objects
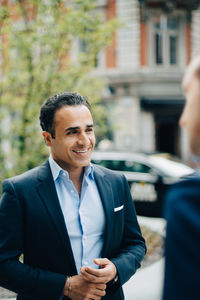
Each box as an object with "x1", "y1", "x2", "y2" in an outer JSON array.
[{"x1": 91, "y1": 151, "x2": 194, "y2": 217}]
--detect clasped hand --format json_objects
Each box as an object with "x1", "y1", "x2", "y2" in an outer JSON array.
[{"x1": 63, "y1": 258, "x2": 117, "y2": 300}]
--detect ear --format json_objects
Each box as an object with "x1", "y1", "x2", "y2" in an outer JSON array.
[{"x1": 42, "y1": 131, "x2": 53, "y2": 147}]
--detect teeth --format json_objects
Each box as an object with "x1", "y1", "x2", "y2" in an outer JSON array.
[{"x1": 74, "y1": 150, "x2": 88, "y2": 153}]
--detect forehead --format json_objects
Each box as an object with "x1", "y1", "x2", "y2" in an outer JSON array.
[{"x1": 54, "y1": 105, "x2": 93, "y2": 126}]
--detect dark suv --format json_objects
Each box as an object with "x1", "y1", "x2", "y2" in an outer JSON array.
[{"x1": 92, "y1": 151, "x2": 194, "y2": 217}]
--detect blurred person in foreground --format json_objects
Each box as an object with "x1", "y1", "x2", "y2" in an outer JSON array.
[
  {"x1": 163, "y1": 52, "x2": 200, "y2": 300},
  {"x1": 0, "y1": 92, "x2": 146, "y2": 300}
]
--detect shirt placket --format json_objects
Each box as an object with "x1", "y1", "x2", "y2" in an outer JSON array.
[{"x1": 80, "y1": 177, "x2": 90, "y2": 268}]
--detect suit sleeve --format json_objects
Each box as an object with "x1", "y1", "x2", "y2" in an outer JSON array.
[
  {"x1": 111, "y1": 175, "x2": 146, "y2": 286},
  {"x1": 0, "y1": 179, "x2": 66, "y2": 299},
  {"x1": 163, "y1": 178, "x2": 200, "y2": 300}
]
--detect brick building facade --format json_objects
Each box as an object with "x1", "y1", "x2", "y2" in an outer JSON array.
[{"x1": 93, "y1": 0, "x2": 200, "y2": 161}]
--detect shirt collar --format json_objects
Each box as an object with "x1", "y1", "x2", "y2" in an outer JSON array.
[{"x1": 49, "y1": 154, "x2": 94, "y2": 181}]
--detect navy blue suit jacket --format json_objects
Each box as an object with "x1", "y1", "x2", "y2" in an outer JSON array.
[
  {"x1": 163, "y1": 171, "x2": 200, "y2": 300},
  {"x1": 0, "y1": 161, "x2": 146, "y2": 300}
]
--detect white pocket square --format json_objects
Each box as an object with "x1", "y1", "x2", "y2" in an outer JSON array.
[{"x1": 114, "y1": 205, "x2": 124, "y2": 212}]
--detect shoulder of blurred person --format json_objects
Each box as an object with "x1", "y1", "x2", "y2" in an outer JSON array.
[
  {"x1": 163, "y1": 172, "x2": 200, "y2": 300},
  {"x1": 164, "y1": 170, "x2": 200, "y2": 222}
]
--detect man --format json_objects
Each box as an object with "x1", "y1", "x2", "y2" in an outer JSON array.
[
  {"x1": 163, "y1": 52, "x2": 200, "y2": 300},
  {"x1": 0, "y1": 92, "x2": 146, "y2": 300}
]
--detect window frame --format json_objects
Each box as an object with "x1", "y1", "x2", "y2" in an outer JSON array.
[{"x1": 148, "y1": 10, "x2": 186, "y2": 69}]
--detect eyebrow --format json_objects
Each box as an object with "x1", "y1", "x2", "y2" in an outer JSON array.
[{"x1": 65, "y1": 124, "x2": 94, "y2": 132}]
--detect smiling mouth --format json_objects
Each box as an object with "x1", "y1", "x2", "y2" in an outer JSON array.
[{"x1": 72, "y1": 149, "x2": 90, "y2": 154}]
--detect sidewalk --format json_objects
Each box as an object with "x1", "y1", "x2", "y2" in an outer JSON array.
[
  {"x1": 0, "y1": 287, "x2": 16, "y2": 300},
  {"x1": 124, "y1": 258, "x2": 164, "y2": 300},
  {"x1": 123, "y1": 216, "x2": 166, "y2": 300}
]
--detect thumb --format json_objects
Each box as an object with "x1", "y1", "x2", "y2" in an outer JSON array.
[{"x1": 94, "y1": 258, "x2": 109, "y2": 267}]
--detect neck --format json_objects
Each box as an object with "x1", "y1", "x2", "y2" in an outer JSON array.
[
  {"x1": 51, "y1": 155, "x2": 85, "y2": 195},
  {"x1": 68, "y1": 167, "x2": 84, "y2": 196}
]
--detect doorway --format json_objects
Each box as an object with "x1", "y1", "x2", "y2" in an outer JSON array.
[{"x1": 155, "y1": 121, "x2": 179, "y2": 155}]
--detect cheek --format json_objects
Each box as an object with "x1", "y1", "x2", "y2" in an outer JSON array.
[
  {"x1": 191, "y1": 107, "x2": 200, "y2": 128},
  {"x1": 53, "y1": 140, "x2": 69, "y2": 153},
  {"x1": 183, "y1": 103, "x2": 199, "y2": 131},
  {"x1": 188, "y1": 117, "x2": 200, "y2": 151},
  {"x1": 92, "y1": 134, "x2": 96, "y2": 144},
  {"x1": 193, "y1": 118, "x2": 200, "y2": 136}
]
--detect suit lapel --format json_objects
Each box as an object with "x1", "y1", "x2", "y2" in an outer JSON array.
[
  {"x1": 36, "y1": 161, "x2": 77, "y2": 274},
  {"x1": 93, "y1": 165, "x2": 115, "y2": 257}
]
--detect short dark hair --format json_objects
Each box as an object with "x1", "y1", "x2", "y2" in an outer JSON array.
[{"x1": 39, "y1": 92, "x2": 91, "y2": 138}]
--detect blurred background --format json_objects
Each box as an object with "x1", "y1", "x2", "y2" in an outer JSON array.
[
  {"x1": 1, "y1": 1, "x2": 200, "y2": 299},
  {"x1": 0, "y1": 0, "x2": 200, "y2": 184}
]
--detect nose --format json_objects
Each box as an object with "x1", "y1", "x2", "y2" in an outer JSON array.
[{"x1": 77, "y1": 132, "x2": 89, "y2": 145}]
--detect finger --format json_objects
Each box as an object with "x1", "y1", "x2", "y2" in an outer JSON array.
[
  {"x1": 89, "y1": 296, "x2": 101, "y2": 300},
  {"x1": 94, "y1": 258, "x2": 109, "y2": 267},
  {"x1": 88, "y1": 285, "x2": 106, "y2": 299},
  {"x1": 88, "y1": 295, "x2": 101, "y2": 300},
  {"x1": 82, "y1": 265, "x2": 112, "y2": 279},
  {"x1": 81, "y1": 266, "x2": 104, "y2": 277},
  {"x1": 81, "y1": 269, "x2": 107, "y2": 283},
  {"x1": 94, "y1": 288, "x2": 106, "y2": 297},
  {"x1": 96, "y1": 283, "x2": 107, "y2": 290}
]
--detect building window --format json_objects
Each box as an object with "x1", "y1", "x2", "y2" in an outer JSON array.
[{"x1": 151, "y1": 15, "x2": 179, "y2": 67}]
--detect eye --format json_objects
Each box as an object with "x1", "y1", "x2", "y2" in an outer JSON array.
[
  {"x1": 66, "y1": 130, "x2": 77, "y2": 135},
  {"x1": 86, "y1": 127, "x2": 93, "y2": 132}
]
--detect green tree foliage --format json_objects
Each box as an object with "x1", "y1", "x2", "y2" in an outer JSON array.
[{"x1": 0, "y1": 0, "x2": 119, "y2": 183}]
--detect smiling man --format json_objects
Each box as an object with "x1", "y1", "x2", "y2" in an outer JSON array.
[{"x1": 0, "y1": 92, "x2": 146, "y2": 300}]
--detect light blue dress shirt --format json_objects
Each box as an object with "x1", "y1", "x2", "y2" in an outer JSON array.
[{"x1": 49, "y1": 155, "x2": 105, "y2": 274}]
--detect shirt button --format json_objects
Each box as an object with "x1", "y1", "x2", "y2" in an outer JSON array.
[
  {"x1": 62, "y1": 173, "x2": 66, "y2": 177},
  {"x1": 83, "y1": 261, "x2": 88, "y2": 266},
  {"x1": 83, "y1": 236, "x2": 86, "y2": 240}
]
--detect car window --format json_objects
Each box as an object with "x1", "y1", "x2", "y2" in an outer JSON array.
[
  {"x1": 124, "y1": 161, "x2": 151, "y2": 173},
  {"x1": 92, "y1": 160, "x2": 124, "y2": 170},
  {"x1": 92, "y1": 159, "x2": 152, "y2": 173}
]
